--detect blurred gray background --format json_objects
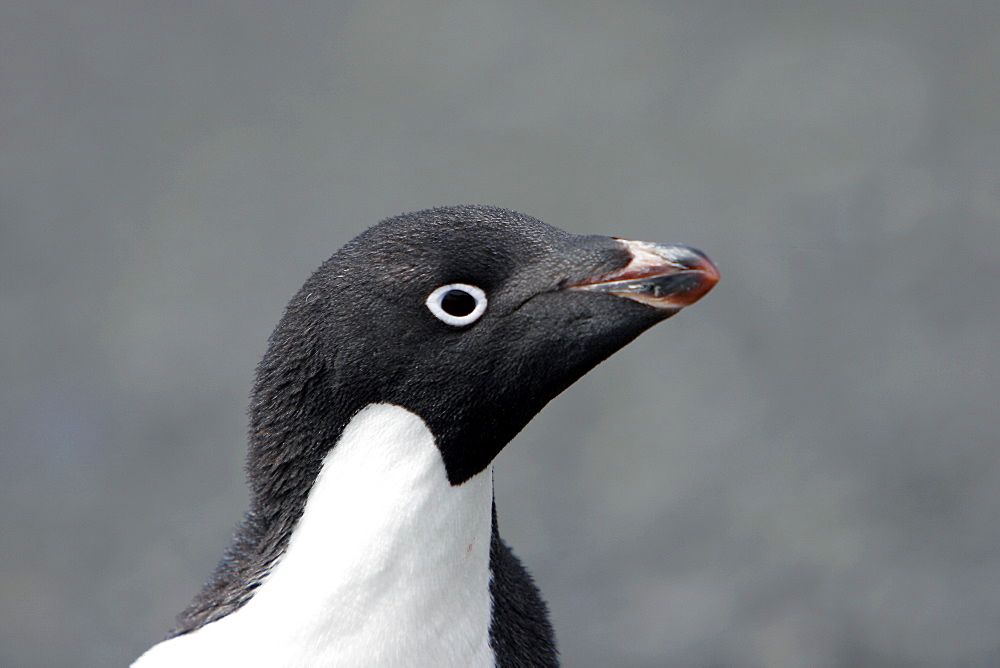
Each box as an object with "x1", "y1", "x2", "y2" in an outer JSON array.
[{"x1": 2, "y1": 1, "x2": 999, "y2": 666}]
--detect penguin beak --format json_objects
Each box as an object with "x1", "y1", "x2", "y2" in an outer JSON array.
[{"x1": 569, "y1": 239, "x2": 720, "y2": 310}]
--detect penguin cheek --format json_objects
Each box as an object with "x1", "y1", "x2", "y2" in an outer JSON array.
[{"x1": 521, "y1": 291, "x2": 666, "y2": 342}]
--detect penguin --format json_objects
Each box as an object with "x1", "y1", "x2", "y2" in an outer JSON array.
[{"x1": 132, "y1": 205, "x2": 719, "y2": 667}]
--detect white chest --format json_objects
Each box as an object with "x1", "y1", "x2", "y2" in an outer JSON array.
[{"x1": 134, "y1": 404, "x2": 496, "y2": 668}]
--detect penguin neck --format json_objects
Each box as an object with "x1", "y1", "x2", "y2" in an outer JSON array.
[{"x1": 144, "y1": 403, "x2": 498, "y2": 666}]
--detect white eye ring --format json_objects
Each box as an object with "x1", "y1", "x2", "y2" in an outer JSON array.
[{"x1": 425, "y1": 283, "x2": 488, "y2": 326}]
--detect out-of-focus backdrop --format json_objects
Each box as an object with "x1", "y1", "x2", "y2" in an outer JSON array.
[{"x1": 3, "y1": 1, "x2": 998, "y2": 666}]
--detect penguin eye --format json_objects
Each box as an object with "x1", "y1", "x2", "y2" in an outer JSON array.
[{"x1": 425, "y1": 283, "x2": 488, "y2": 326}]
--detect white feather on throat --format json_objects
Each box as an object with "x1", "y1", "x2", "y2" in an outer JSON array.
[{"x1": 133, "y1": 403, "x2": 496, "y2": 668}]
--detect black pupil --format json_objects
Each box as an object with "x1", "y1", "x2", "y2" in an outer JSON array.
[{"x1": 441, "y1": 289, "x2": 477, "y2": 317}]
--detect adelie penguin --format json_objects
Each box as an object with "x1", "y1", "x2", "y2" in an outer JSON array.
[{"x1": 133, "y1": 205, "x2": 719, "y2": 667}]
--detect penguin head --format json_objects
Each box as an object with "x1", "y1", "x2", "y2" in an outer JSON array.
[{"x1": 248, "y1": 205, "x2": 718, "y2": 508}]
